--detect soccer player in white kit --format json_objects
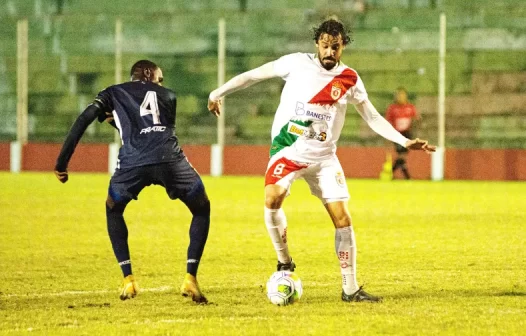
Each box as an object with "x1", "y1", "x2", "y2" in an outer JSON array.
[{"x1": 208, "y1": 19, "x2": 436, "y2": 302}]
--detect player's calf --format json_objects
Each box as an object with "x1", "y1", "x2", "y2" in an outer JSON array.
[{"x1": 106, "y1": 196, "x2": 133, "y2": 278}]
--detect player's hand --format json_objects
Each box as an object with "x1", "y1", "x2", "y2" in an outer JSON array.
[
  {"x1": 54, "y1": 170, "x2": 69, "y2": 183},
  {"x1": 208, "y1": 98, "x2": 221, "y2": 117},
  {"x1": 103, "y1": 111, "x2": 114, "y2": 123},
  {"x1": 405, "y1": 138, "x2": 437, "y2": 153}
]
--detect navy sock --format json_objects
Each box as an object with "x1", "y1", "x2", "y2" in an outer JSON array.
[
  {"x1": 183, "y1": 186, "x2": 211, "y2": 277},
  {"x1": 106, "y1": 204, "x2": 132, "y2": 277},
  {"x1": 187, "y1": 213, "x2": 210, "y2": 276}
]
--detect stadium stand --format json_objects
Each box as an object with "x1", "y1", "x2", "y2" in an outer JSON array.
[{"x1": 0, "y1": 0, "x2": 524, "y2": 148}]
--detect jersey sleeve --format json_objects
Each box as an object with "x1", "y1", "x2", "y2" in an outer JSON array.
[
  {"x1": 272, "y1": 53, "x2": 300, "y2": 79},
  {"x1": 55, "y1": 104, "x2": 102, "y2": 171},
  {"x1": 169, "y1": 90, "x2": 177, "y2": 113},
  {"x1": 346, "y1": 74, "x2": 368, "y2": 105},
  {"x1": 93, "y1": 88, "x2": 115, "y2": 123},
  {"x1": 94, "y1": 87, "x2": 112, "y2": 112},
  {"x1": 209, "y1": 61, "x2": 282, "y2": 101}
]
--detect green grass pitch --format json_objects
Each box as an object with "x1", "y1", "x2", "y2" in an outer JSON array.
[{"x1": 0, "y1": 172, "x2": 525, "y2": 335}]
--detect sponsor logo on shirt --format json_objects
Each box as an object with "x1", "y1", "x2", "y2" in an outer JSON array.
[
  {"x1": 331, "y1": 81, "x2": 343, "y2": 100},
  {"x1": 288, "y1": 123, "x2": 306, "y2": 137},
  {"x1": 287, "y1": 122, "x2": 327, "y2": 142},
  {"x1": 140, "y1": 126, "x2": 166, "y2": 134},
  {"x1": 295, "y1": 102, "x2": 332, "y2": 121}
]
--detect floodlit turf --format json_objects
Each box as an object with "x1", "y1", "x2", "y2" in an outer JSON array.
[{"x1": 0, "y1": 172, "x2": 525, "y2": 335}]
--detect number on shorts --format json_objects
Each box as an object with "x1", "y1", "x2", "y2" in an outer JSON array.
[
  {"x1": 273, "y1": 163, "x2": 285, "y2": 176},
  {"x1": 140, "y1": 91, "x2": 161, "y2": 124}
]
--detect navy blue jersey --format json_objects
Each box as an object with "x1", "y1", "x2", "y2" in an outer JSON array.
[{"x1": 95, "y1": 81, "x2": 182, "y2": 169}]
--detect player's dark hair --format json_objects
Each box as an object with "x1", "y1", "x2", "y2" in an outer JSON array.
[
  {"x1": 130, "y1": 60, "x2": 158, "y2": 81},
  {"x1": 312, "y1": 19, "x2": 352, "y2": 45}
]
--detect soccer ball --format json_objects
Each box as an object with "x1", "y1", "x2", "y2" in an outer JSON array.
[{"x1": 266, "y1": 271, "x2": 303, "y2": 306}]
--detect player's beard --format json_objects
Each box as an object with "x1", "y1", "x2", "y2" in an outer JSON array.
[{"x1": 320, "y1": 56, "x2": 337, "y2": 70}]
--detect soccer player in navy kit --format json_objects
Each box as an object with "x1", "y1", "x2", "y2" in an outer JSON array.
[{"x1": 55, "y1": 60, "x2": 210, "y2": 303}]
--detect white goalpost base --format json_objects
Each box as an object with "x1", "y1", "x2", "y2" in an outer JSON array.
[
  {"x1": 210, "y1": 144, "x2": 223, "y2": 177},
  {"x1": 10, "y1": 141, "x2": 22, "y2": 173},
  {"x1": 431, "y1": 146, "x2": 445, "y2": 181}
]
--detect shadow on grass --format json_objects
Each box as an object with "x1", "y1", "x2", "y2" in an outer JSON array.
[
  {"x1": 387, "y1": 289, "x2": 526, "y2": 299},
  {"x1": 498, "y1": 291, "x2": 526, "y2": 297}
]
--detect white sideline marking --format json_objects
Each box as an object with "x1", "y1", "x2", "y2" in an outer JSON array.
[
  {"x1": 135, "y1": 316, "x2": 270, "y2": 326},
  {"x1": 3, "y1": 286, "x2": 173, "y2": 298}
]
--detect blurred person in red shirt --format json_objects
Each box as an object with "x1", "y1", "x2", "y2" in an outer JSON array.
[{"x1": 386, "y1": 87, "x2": 420, "y2": 179}]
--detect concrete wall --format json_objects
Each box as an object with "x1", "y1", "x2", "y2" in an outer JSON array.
[
  {"x1": 0, "y1": 143, "x2": 10, "y2": 171},
  {"x1": 1, "y1": 143, "x2": 525, "y2": 181}
]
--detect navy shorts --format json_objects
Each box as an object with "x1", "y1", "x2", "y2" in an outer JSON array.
[{"x1": 108, "y1": 155, "x2": 204, "y2": 204}]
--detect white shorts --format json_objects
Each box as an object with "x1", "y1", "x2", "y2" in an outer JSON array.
[{"x1": 265, "y1": 152, "x2": 349, "y2": 203}]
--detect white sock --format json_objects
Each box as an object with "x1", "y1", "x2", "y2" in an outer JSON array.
[
  {"x1": 335, "y1": 226, "x2": 359, "y2": 294},
  {"x1": 264, "y1": 207, "x2": 291, "y2": 264}
]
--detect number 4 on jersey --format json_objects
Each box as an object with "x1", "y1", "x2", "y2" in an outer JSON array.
[{"x1": 140, "y1": 91, "x2": 161, "y2": 125}]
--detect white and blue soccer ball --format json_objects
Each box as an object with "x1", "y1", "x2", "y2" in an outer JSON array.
[{"x1": 266, "y1": 271, "x2": 303, "y2": 306}]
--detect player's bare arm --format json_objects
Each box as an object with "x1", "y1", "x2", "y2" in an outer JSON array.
[{"x1": 208, "y1": 62, "x2": 281, "y2": 117}]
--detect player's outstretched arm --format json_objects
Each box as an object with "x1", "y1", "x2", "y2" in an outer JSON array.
[
  {"x1": 355, "y1": 99, "x2": 410, "y2": 147},
  {"x1": 54, "y1": 103, "x2": 102, "y2": 183},
  {"x1": 355, "y1": 100, "x2": 436, "y2": 153},
  {"x1": 208, "y1": 62, "x2": 280, "y2": 117}
]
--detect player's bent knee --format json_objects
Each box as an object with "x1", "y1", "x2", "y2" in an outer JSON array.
[
  {"x1": 265, "y1": 184, "x2": 287, "y2": 209},
  {"x1": 193, "y1": 195, "x2": 211, "y2": 216},
  {"x1": 334, "y1": 216, "x2": 352, "y2": 228},
  {"x1": 106, "y1": 194, "x2": 128, "y2": 213},
  {"x1": 188, "y1": 200, "x2": 210, "y2": 217},
  {"x1": 106, "y1": 194, "x2": 115, "y2": 210},
  {"x1": 265, "y1": 196, "x2": 283, "y2": 209},
  {"x1": 265, "y1": 191, "x2": 286, "y2": 209},
  {"x1": 183, "y1": 185, "x2": 211, "y2": 216},
  {"x1": 106, "y1": 184, "x2": 132, "y2": 212}
]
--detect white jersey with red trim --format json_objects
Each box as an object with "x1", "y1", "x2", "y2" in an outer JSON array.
[{"x1": 269, "y1": 52, "x2": 368, "y2": 162}]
